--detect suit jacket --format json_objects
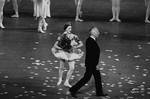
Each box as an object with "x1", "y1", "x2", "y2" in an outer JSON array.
[{"x1": 85, "y1": 36, "x2": 100, "y2": 68}]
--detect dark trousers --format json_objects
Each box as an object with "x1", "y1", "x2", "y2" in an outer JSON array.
[{"x1": 70, "y1": 67, "x2": 103, "y2": 94}]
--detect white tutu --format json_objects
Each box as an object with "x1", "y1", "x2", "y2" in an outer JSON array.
[{"x1": 51, "y1": 47, "x2": 84, "y2": 61}]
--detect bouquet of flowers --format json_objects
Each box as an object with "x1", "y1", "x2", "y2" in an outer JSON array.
[
  {"x1": 57, "y1": 34, "x2": 72, "y2": 52},
  {"x1": 71, "y1": 36, "x2": 80, "y2": 47}
]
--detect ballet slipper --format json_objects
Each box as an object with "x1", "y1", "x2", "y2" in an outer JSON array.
[
  {"x1": 57, "y1": 79, "x2": 62, "y2": 86},
  {"x1": 116, "y1": 18, "x2": 121, "y2": 22},
  {"x1": 38, "y1": 28, "x2": 45, "y2": 33},
  {"x1": 0, "y1": 19, "x2": 5, "y2": 29},
  {"x1": 145, "y1": 19, "x2": 150, "y2": 23},
  {"x1": 109, "y1": 18, "x2": 115, "y2": 22},
  {"x1": 38, "y1": 20, "x2": 45, "y2": 33},
  {"x1": 75, "y1": 18, "x2": 83, "y2": 22},
  {"x1": 64, "y1": 81, "x2": 72, "y2": 88},
  {"x1": 11, "y1": 14, "x2": 19, "y2": 18},
  {"x1": 0, "y1": 23, "x2": 5, "y2": 29}
]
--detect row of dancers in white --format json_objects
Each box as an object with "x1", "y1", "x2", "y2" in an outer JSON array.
[
  {"x1": 110, "y1": 0, "x2": 150, "y2": 23},
  {"x1": 0, "y1": 0, "x2": 84, "y2": 33},
  {"x1": 0, "y1": 0, "x2": 150, "y2": 33}
]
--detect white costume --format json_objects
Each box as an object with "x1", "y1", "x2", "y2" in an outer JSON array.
[
  {"x1": 52, "y1": 32, "x2": 84, "y2": 61},
  {"x1": 33, "y1": 0, "x2": 50, "y2": 18},
  {"x1": 32, "y1": 0, "x2": 50, "y2": 33}
]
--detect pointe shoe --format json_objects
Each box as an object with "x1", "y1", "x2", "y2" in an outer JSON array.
[
  {"x1": 43, "y1": 22, "x2": 48, "y2": 31},
  {"x1": 116, "y1": 18, "x2": 121, "y2": 22},
  {"x1": 38, "y1": 28, "x2": 45, "y2": 33},
  {"x1": 109, "y1": 18, "x2": 115, "y2": 22},
  {"x1": 57, "y1": 79, "x2": 62, "y2": 86},
  {"x1": 75, "y1": 18, "x2": 83, "y2": 22},
  {"x1": 145, "y1": 20, "x2": 150, "y2": 23},
  {"x1": 11, "y1": 14, "x2": 19, "y2": 18},
  {"x1": 0, "y1": 23, "x2": 5, "y2": 29},
  {"x1": 47, "y1": 15, "x2": 51, "y2": 18},
  {"x1": 38, "y1": 20, "x2": 45, "y2": 33},
  {"x1": 64, "y1": 82, "x2": 72, "y2": 88}
]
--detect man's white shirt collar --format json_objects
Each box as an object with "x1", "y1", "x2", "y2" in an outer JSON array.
[{"x1": 90, "y1": 35, "x2": 96, "y2": 41}]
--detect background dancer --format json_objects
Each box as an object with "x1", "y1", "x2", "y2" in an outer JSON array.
[
  {"x1": 11, "y1": 0, "x2": 19, "y2": 17},
  {"x1": 0, "y1": 0, "x2": 10, "y2": 29},
  {"x1": 145, "y1": 0, "x2": 150, "y2": 23},
  {"x1": 75, "y1": 0, "x2": 83, "y2": 21},
  {"x1": 34, "y1": 0, "x2": 49, "y2": 33},
  {"x1": 110, "y1": 0, "x2": 121, "y2": 22}
]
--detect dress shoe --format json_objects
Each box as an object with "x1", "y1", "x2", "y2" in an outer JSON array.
[
  {"x1": 69, "y1": 89, "x2": 77, "y2": 98},
  {"x1": 96, "y1": 93, "x2": 108, "y2": 97}
]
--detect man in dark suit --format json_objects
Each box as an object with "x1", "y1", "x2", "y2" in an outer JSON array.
[{"x1": 69, "y1": 26, "x2": 108, "y2": 98}]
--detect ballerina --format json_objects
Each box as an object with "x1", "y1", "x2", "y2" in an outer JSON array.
[
  {"x1": 0, "y1": 0, "x2": 10, "y2": 29},
  {"x1": 75, "y1": 0, "x2": 83, "y2": 21},
  {"x1": 110, "y1": 0, "x2": 121, "y2": 22},
  {"x1": 145, "y1": 0, "x2": 150, "y2": 23},
  {"x1": 51, "y1": 22, "x2": 84, "y2": 87},
  {"x1": 33, "y1": 0, "x2": 49, "y2": 33}
]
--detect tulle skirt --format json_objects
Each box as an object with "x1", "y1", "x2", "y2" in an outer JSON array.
[
  {"x1": 51, "y1": 47, "x2": 84, "y2": 61},
  {"x1": 34, "y1": 0, "x2": 50, "y2": 18}
]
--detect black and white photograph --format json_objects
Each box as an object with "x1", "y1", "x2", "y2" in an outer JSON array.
[{"x1": 0, "y1": 0, "x2": 150, "y2": 99}]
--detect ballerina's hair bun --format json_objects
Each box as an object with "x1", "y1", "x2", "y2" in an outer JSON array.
[{"x1": 63, "y1": 22, "x2": 72, "y2": 30}]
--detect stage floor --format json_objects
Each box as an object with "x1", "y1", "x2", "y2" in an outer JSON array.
[{"x1": 0, "y1": 0, "x2": 150, "y2": 99}]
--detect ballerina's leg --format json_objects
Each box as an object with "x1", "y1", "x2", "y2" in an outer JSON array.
[
  {"x1": 145, "y1": 0, "x2": 150, "y2": 23},
  {"x1": 0, "y1": 0, "x2": 5, "y2": 28},
  {"x1": 33, "y1": 0, "x2": 37, "y2": 16},
  {"x1": 42, "y1": 18, "x2": 48, "y2": 30},
  {"x1": 57, "y1": 59, "x2": 65, "y2": 86},
  {"x1": 75, "y1": 0, "x2": 83, "y2": 21},
  {"x1": 47, "y1": 0, "x2": 51, "y2": 17},
  {"x1": 38, "y1": 17, "x2": 45, "y2": 33},
  {"x1": 110, "y1": 0, "x2": 116, "y2": 21},
  {"x1": 116, "y1": 0, "x2": 121, "y2": 22},
  {"x1": 64, "y1": 60, "x2": 75, "y2": 87},
  {"x1": 11, "y1": 0, "x2": 19, "y2": 17}
]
